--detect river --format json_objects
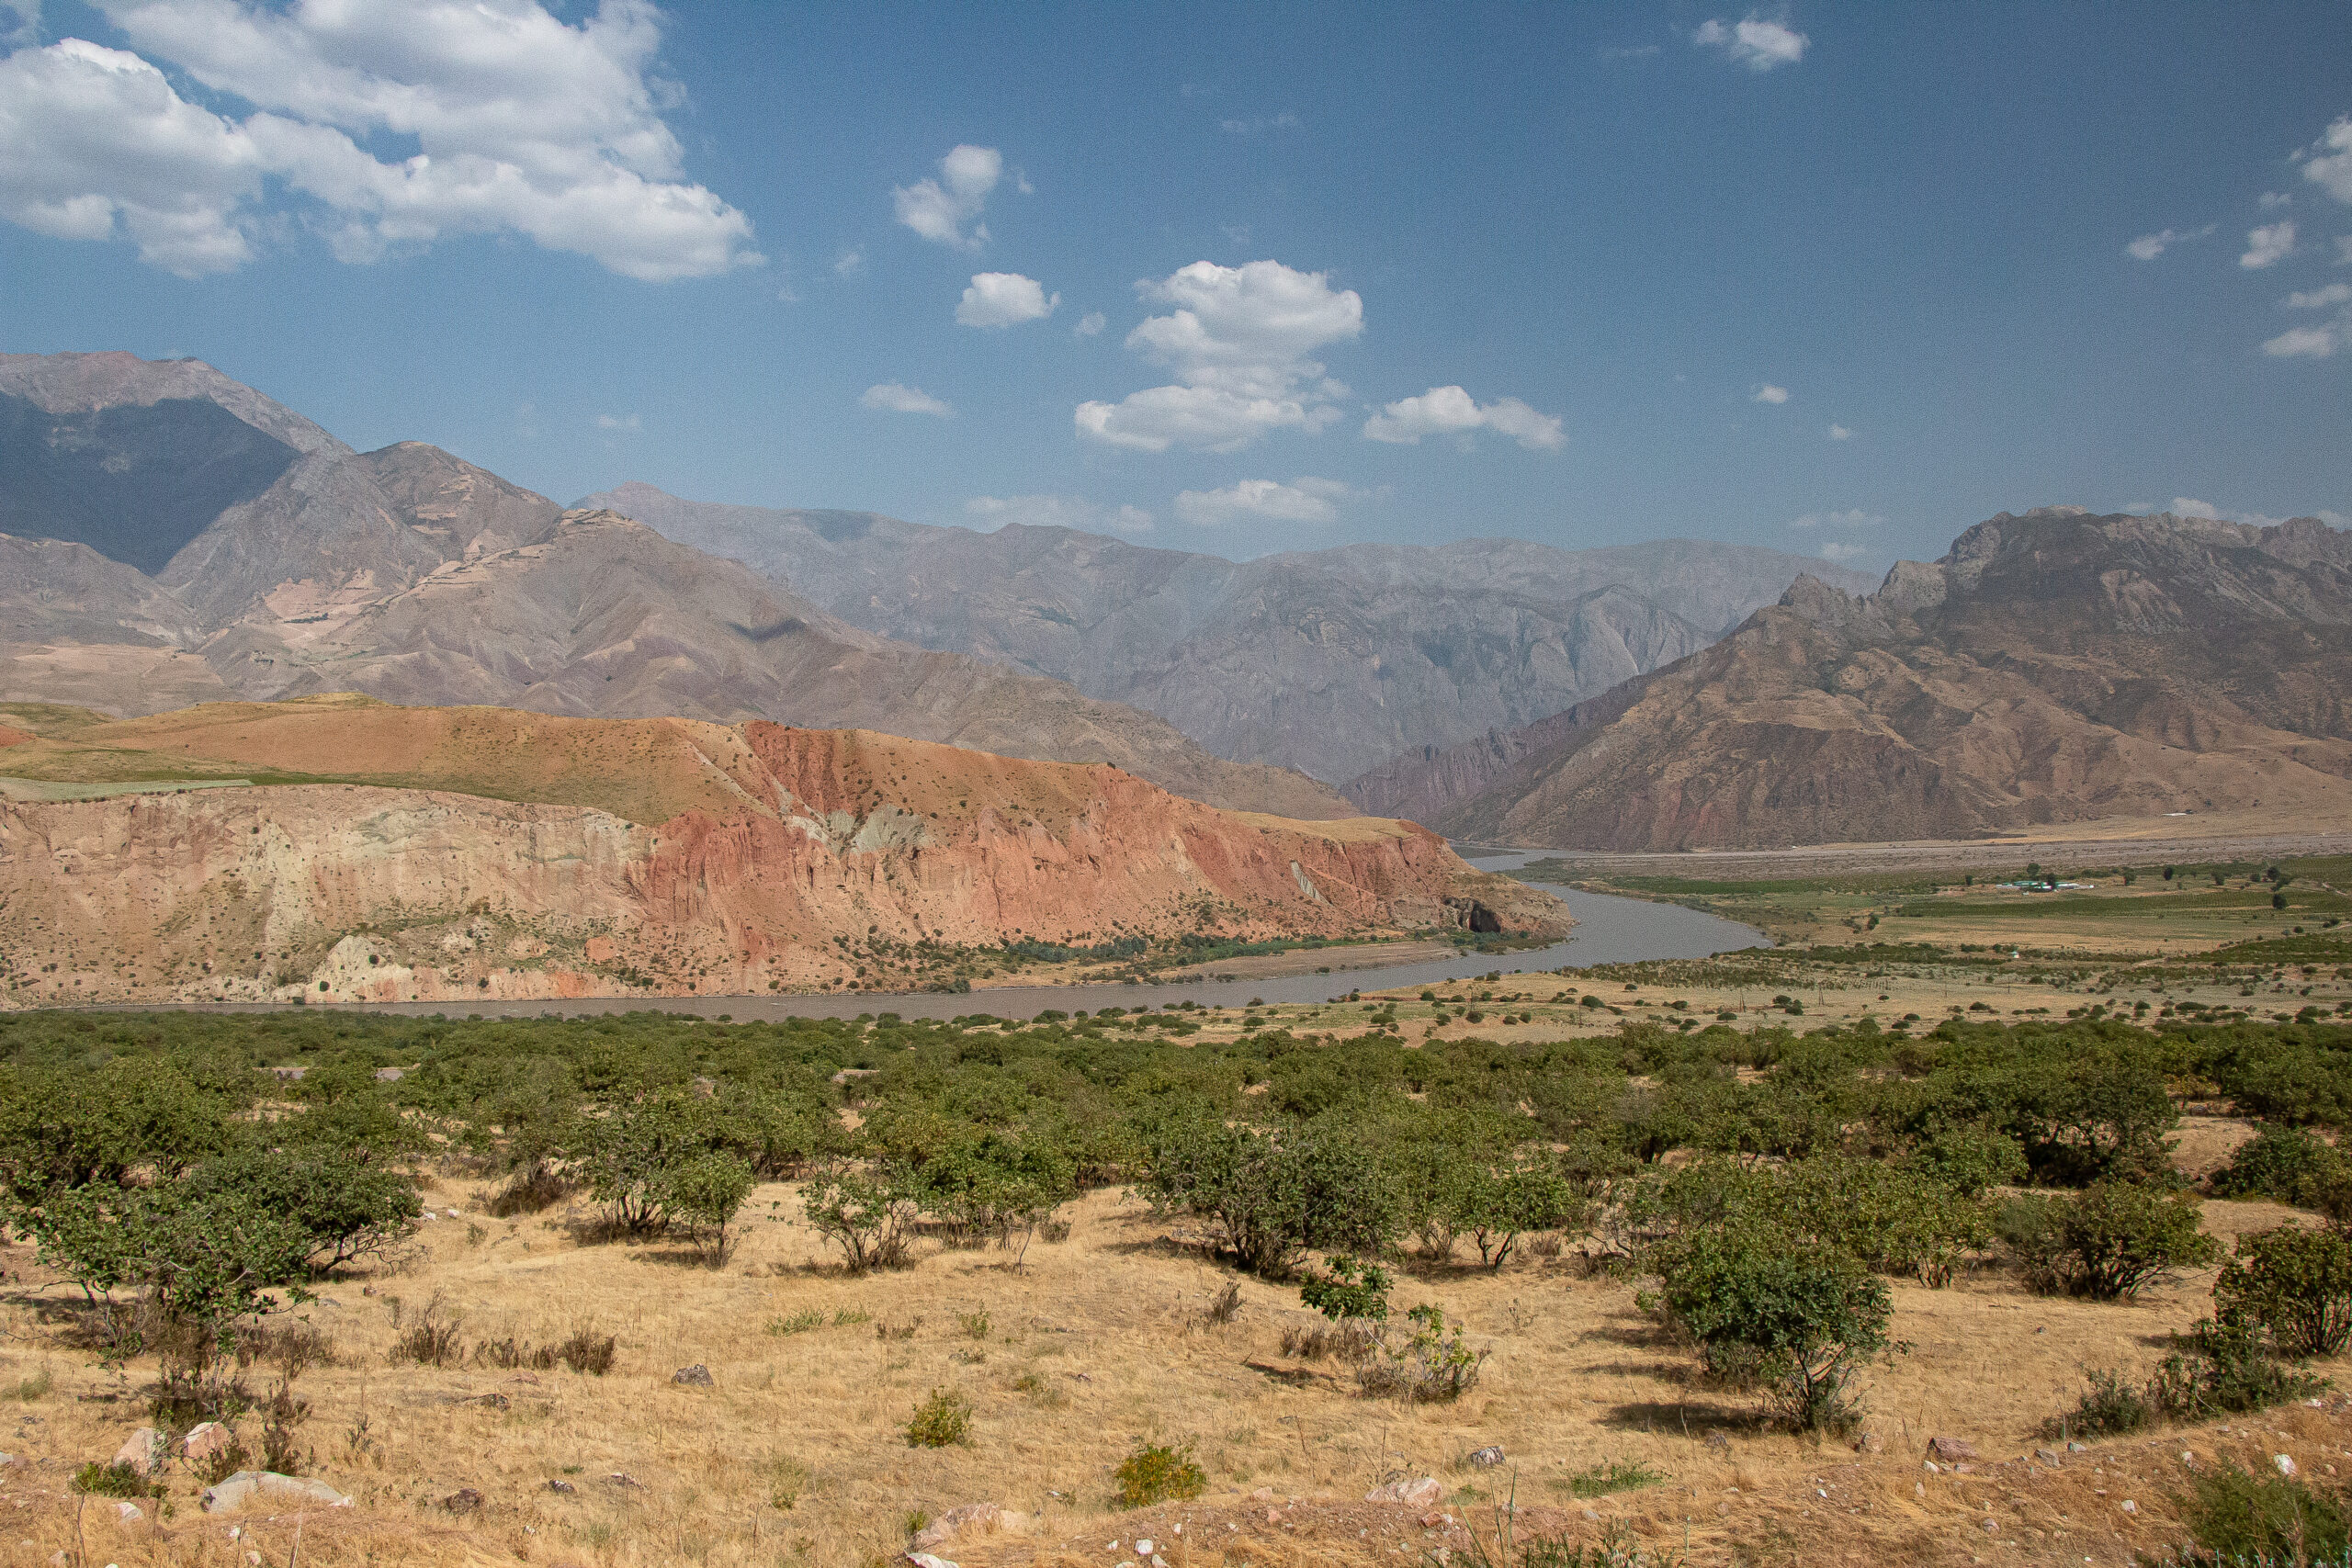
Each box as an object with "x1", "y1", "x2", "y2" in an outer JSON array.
[{"x1": 266, "y1": 851, "x2": 1768, "y2": 1023}]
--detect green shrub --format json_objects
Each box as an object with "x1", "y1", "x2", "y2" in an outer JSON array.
[
  {"x1": 71, "y1": 1461, "x2": 161, "y2": 1499},
  {"x1": 1650, "y1": 1227, "x2": 1890, "y2": 1433},
  {"x1": 904, "y1": 1388, "x2": 972, "y2": 1448},
  {"x1": 2215, "y1": 1224, "x2": 2352, "y2": 1359},
  {"x1": 2038, "y1": 1367, "x2": 2151, "y2": 1441},
  {"x1": 801, "y1": 1167, "x2": 918, "y2": 1274},
  {"x1": 2211, "y1": 1124, "x2": 2344, "y2": 1207},
  {"x1": 1999, "y1": 1180, "x2": 2220, "y2": 1300},
  {"x1": 2150, "y1": 1316, "x2": 2330, "y2": 1421},
  {"x1": 1299, "y1": 1256, "x2": 1391, "y2": 1322},
  {"x1": 2179, "y1": 1461, "x2": 2349, "y2": 1565},
  {"x1": 1356, "y1": 1303, "x2": 1487, "y2": 1404},
  {"x1": 1140, "y1": 1117, "x2": 1395, "y2": 1277},
  {"x1": 1561, "y1": 1459, "x2": 1667, "y2": 1498},
  {"x1": 1114, "y1": 1441, "x2": 1206, "y2": 1507}
]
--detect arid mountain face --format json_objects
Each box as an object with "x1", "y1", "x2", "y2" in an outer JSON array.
[
  {"x1": 581, "y1": 482, "x2": 1872, "y2": 782},
  {"x1": 0, "y1": 354, "x2": 1346, "y2": 818},
  {"x1": 1382, "y1": 509, "x2": 2352, "y2": 850},
  {"x1": 0, "y1": 697, "x2": 1562, "y2": 1007}
]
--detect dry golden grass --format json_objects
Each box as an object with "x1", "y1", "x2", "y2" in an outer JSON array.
[{"x1": 6, "y1": 1149, "x2": 2351, "y2": 1568}]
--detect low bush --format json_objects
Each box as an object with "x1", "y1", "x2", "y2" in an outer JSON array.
[
  {"x1": 1650, "y1": 1226, "x2": 1891, "y2": 1434},
  {"x1": 71, "y1": 1461, "x2": 160, "y2": 1499},
  {"x1": 550, "y1": 1325, "x2": 617, "y2": 1376},
  {"x1": 2210, "y1": 1124, "x2": 2344, "y2": 1208},
  {"x1": 2150, "y1": 1316, "x2": 2329, "y2": 1421},
  {"x1": 1356, "y1": 1303, "x2": 1487, "y2": 1404},
  {"x1": 389, "y1": 1302, "x2": 463, "y2": 1368},
  {"x1": 1279, "y1": 1317, "x2": 1382, "y2": 1363},
  {"x1": 1562, "y1": 1459, "x2": 1667, "y2": 1498},
  {"x1": 484, "y1": 1160, "x2": 570, "y2": 1216},
  {"x1": 2000, "y1": 1180, "x2": 2219, "y2": 1300},
  {"x1": 2214, "y1": 1224, "x2": 2352, "y2": 1359},
  {"x1": 2039, "y1": 1367, "x2": 2152, "y2": 1441},
  {"x1": 904, "y1": 1388, "x2": 972, "y2": 1448},
  {"x1": 2179, "y1": 1461, "x2": 2349, "y2": 1565},
  {"x1": 1114, "y1": 1441, "x2": 1207, "y2": 1507}
]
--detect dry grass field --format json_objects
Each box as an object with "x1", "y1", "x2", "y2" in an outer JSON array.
[{"x1": 4, "y1": 1142, "x2": 2350, "y2": 1568}]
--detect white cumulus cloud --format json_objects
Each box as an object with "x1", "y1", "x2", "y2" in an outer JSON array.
[
  {"x1": 1172, "y1": 477, "x2": 1359, "y2": 528},
  {"x1": 956, "y1": 271, "x2": 1057, "y2": 328},
  {"x1": 1075, "y1": 259, "x2": 1363, "y2": 452},
  {"x1": 0, "y1": 1, "x2": 762, "y2": 280},
  {"x1": 1751, "y1": 383, "x2": 1791, "y2": 403},
  {"x1": 2242, "y1": 220, "x2": 2297, "y2": 269},
  {"x1": 1827, "y1": 423, "x2": 1852, "y2": 441},
  {"x1": 1075, "y1": 310, "x2": 1106, "y2": 337},
  {"x1": 1820, "y1": 540, "x2": 1869, "y2": 563},
  {"x1": 892, "y1": 143, "x2": 1001, "y2": 251},
  {"x1": 1360, "y1": 385, "x2": 1565, "y2": 451},
  {"x1": 860, "y1": 382, "x2": 953, "y2": 417},
  {"x1": 2286, "y1": 283, "x2": 2352, "y2": 310},
  {"x1": 2300, "y1": 116, "x2": 2352, "y2": 205},
  {"x1": 1693, "y1": 15, "x2": 1807, "y2": 71},
  {"x1": 2125, "y1": 223, "x2": 2214, "y2": 261},
  {"x1": 965, "y1": 494, "x2": 1152, "y2": 535}
]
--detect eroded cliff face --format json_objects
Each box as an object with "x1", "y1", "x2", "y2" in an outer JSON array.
[{"x1": 0, "y1": 720, "x2": 1562, "y2": 1006}]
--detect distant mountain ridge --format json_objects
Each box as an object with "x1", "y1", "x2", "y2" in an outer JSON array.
[
  {"x1": 1373, "y1": 507, "x2": 2352, "y2": 849},
  {"x1": 578, "y1": 482, "x2": 1873, "y2": 783},
  {"x1": 0, "y1": 353, "x2": 1346, "y2": 818}
]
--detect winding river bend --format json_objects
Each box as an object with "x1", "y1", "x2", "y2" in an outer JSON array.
[{"x1": 277, "y1": 852, "x2": 1768, "y2": 1024}]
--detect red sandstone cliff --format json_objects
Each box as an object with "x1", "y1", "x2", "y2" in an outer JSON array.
[{"x1": 0, "y1": 710, "x2": 1562, "y2": 1006}]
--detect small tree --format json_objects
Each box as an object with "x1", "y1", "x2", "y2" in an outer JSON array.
[
  {"x1": 662, "y1": 1153, "x2": 757, "y2": 1267},
  {"x1": 2000, "y1": 1180, "x2": 2220, "y2": 1300},
  {"x1": 2214, "y1": 1224, "x2": 2352, "y2": 1359},
  {"x1": 1141, "y1": 1117, "x2": 1394, "y2": 1278},
  {"x1": 802, "y1": 1165, "x2": 918, "y2": 1273},
  {"x1": 2210, "y1": 1124, "x2": 2343, "y2": 1208},
  {"x1": 1654, "y1": 1229, "x2": 1893, "y2": 1433}
]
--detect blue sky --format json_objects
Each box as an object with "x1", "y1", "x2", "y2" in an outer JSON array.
[{"x1": 2, "y1": 1, "x2": 2348, "y2": 570}]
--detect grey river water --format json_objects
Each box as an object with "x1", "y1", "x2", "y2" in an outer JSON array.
[{"x1": 253, "y1": 852, "x2": 1768, "y2": 1024}]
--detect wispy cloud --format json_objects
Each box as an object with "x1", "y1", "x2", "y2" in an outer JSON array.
[
  {"x1": 860, "y1": 382, "x2": 953, "y2": 417},
  {"x1": 594, "y1": 412, "x2": 640, "y2": 432},
  {"x1": 1751, "y1": 383, "x2": 1791, "y2": 404},
  {"x1": 1827, "y1": 423, "x2": 1852, "y2": 441},
  {"x1": 1693, "y1": 15, "x2": 1808, "y2": 71},
  {"x1": 1172, "y1": 477, "x2": 1369, "y2": 527},
  {"x1": 2125, "y1": 223, "x2": 2214, "y2": 261},
  {"x1": 966, "y1": 494, "x2": 1151, "y2": 534}
]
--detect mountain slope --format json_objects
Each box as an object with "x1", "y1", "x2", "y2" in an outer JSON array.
[
  {"x1": 580, "y1": 482, "x2": 1872, "y2": 782},
  {"x1": 0, "y1": 698, "x2": 1563, "y2": 1006},
  {"x1": 0, "y1": 354, "x2": 1350, "y2": 818},
  {"x1": 1405, "y1": 509, "x2": 2352, "y2": 850}
]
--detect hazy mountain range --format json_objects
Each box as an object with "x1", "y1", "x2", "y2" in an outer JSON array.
[
  {"x1": 0, "y1": 353, "x2": 1342, "y2": 818},
  {"x1": 578, "y1": 481, "x2": 1872, "y2": 784},
  {"x1": 0, "y1": 349, "x2": 1863, "y2": 817},
  {"x1": 1355, "y1": 507, "x2": 2352, "y2": 848}
]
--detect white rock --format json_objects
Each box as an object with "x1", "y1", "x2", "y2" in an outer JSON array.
[
  {"x1": 905, "y1": 1555, "x2": 958, "y2": 1568},
  {"x1": 2276, "y1": 1454, "x2": 2299, "y2": 1478},
  {"x1": 2121, "y1": 1499, "x2": 2137, "y2": 1515},
  {"x1": 1363, "y1": 1476, "x2": 1443, "y2": 1508},
  {"x1": 200, "y1": 1472, "x2": 353, "y2": 1514},
  {"x1": 113, "y1": 1502, "x2": 142, "y2": 1523},
  {"x1": 1136, "y1": 1540, "x2": 1153, "y2": 1556}
]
